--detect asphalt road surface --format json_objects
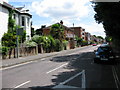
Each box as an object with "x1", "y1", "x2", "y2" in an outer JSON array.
[{"x1": 1, "y1": 45, "x2": 120, "y2": 90}]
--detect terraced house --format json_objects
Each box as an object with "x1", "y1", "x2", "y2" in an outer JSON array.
[{"x1": 0, "y1": 1, "x2": 32, "y2": 42}]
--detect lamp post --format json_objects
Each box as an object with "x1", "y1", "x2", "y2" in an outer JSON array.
[{"x1": 73, "y1": 23, "x2": 75, "y2": 48}]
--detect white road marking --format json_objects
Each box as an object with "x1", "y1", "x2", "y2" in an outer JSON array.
[
  {"x1": 112, "y1": 66, "x2": 120, "y2": 89},
  {"x1": 41, "y1": 58, "x2": 46, "y2": 61},
  {"x1": 82, "y1": 70, "x2": 86, "y2": 88},
  {"x1": 46, "y1": 63, "x2": 68, "y2": 74},
  {"x1": 60, "y1": 70, "x2": 83, "y2": 85},
  {"x1": 53, "y1": 84, "x2": 78, "y2": 88},
  {"x1": 53, "y1": 70, "x2": 86, "y2": 88},
  {"x1": 0, "y1": 61, "x2": 33, "y2": 71},
  {"x1": 14, "y1": 80, "x2": 30, "y2": 88}
]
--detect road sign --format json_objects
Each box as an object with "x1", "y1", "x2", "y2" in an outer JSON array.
[{"x1": 16, "y1": 28, "x2": 24, "y2": 35}]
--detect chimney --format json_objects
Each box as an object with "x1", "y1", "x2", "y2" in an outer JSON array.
[{"x1": 60, "y1": 20, "x2": 63, "y2": 24}]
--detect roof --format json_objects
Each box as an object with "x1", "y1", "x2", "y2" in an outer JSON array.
[
  {"x1": 1, "y1": 1, "x2": 14, "y2": 9},
  {"x1": 43, "y1": 23, "x2": 74, "y2": 32},
  {"x1": 1, "y1": 1, "x2": 32, "y2": 17}
]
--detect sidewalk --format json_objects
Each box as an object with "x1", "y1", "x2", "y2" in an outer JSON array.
[
  {"x1": 1, "y1": 45, "x2": 93, "y2": 69},
  {"x1": 1, "y1": 46, "x2": 85, "y2": 68},
  {"x1": 1, "y1": 52, "x2": 59, "y2": 68}
]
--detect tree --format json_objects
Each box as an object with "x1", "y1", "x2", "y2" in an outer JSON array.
[
  {"x1": 75, "y1": 36, "x2": 83, "y2": 47},
  {"x1": 50, "y1": 23, "x2": 65, "y2": 42},
  {"x1": 35, "y1": 25, "x2": 46, "y2": 36},
  {"x1": 2, "y1": 9, "x2": 26, "y2": 59},
  {"x1": 93, "y1": 2, "x2": 120, "y2": 47},
  {"x1": 97, "y1": 36, "x2": 104, "y2": 40},
  {"x1": 31, "y1": 27, "x2": 35, "y2": 37}
]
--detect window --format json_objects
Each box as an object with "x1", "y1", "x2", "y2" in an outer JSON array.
[
  {"x1": 22, "y1": 16, "x2": 25, "y2": 26},
  {"x1": 13, "y1": 14, "x2": 16, "y2": 20},
  {"x1": 27, "y1": 18, "x2": 29, "y2": 26}
]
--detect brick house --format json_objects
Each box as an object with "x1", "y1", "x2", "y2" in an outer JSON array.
[
  {"x1": 85, "y1": 32, "x2": 91, "y2": 44},
  {"x1": 70, "y1": 27, "x2": 86, "y2": 41},
  {"x1": 43, "y1": 21, "x2": 75, "y2": 49}
]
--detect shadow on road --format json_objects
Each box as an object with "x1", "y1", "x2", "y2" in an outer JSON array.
[{"x1": 29, "y1": 50, "x2": 120, "y2": 89}]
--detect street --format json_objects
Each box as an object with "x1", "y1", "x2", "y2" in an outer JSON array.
[{"x1": 1, "y1": 45, "x2": 120, "y2": 89}]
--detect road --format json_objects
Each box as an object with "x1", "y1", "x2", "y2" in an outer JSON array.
[{"x1": 1, "y1": 45, "x2": 120, "y2": 89}]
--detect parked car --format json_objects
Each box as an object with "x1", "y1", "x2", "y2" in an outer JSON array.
[
  {"x1": 94, "y1": 44, "x2": 115, "y2": 63},
  {"x1": 92, "y1": 43, "x2": 97, "y2": 46}
]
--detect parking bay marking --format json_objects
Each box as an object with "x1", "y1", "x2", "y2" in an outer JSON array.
[
  {"x1": 112, "y1": 66, "x2": 120, "y2": 89},
  {"x1": 53, "y1": 70, "x2": 86, "y2": 88}
]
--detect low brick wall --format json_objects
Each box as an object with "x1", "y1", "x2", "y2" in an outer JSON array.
[{"x1": 2, "y1": 46, "x2": 38, "y2": 59}]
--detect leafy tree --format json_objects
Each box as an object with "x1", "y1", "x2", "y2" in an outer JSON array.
[
  {"x1": 93, "y1": 2, "x2": 120, "y2": 47},
  {"x1": 35, "y1": 25, "x2": 46, "y2": 36},
  {"x1": 54, "y1": 39, "x2": 63, "y2": 51},
  {"x1": 97, "y1": 36, "x2": 104, "y2": 40},
  {"x1": 50, "y1": 23, "x2": 65, "y2": 42},
  {"x1": 75, "y1": 36, "x2": 83, "y2": 47},
  {"x1": 47, "y1": 35, "x2": 56, "y2": 52}
]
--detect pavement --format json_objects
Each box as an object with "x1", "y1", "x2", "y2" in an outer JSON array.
[
  {"x1": 1, "y1": 51, "x2": 59, "y2": 68},
  {"x1": 1, "y1": 46, "x2": 88, "y2": 68}
]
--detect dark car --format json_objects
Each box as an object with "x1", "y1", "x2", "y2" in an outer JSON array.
[{"x1": 94, "y1": 44, "x2": 115, "y2": 63}]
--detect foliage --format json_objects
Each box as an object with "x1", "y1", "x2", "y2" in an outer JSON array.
[
  {"x1": 8, "y1": 9, "x2": 15, "y2": 32},
  {"x1": 105, "y1": 36, "x2": 112, "y2": 42},
  {"x1": 47, "y1": 35, "x2": 56, "y2": 51},
  {"x1": 50, "y1": 24, "x2": 65, "y2": 41},
  {"x1": 31, "y1": 27, "x2": 35, "y2": 37},
  {"x1": 81, "y1": 40, "x2": 88, "y2": 46},
  {"x1": 32, "y1": 35, "x2": 42, "y2": 44},
  {"x1": 63, "y1": 40, "x2": 68, "y2": 50},
  {"x1": 0, "y1": 45, "x2": 2, "y2": 54},
  {"x1": 35, "y1": 25, "x2": 46, "y2": 36},
  {"x1": 24, "y1": 40, "x2": 37, "y2": 47},
  {"x1": 2, "y1": 33, "x2": 16, "y2": 48},
  {"x1": 97, "y1": 36, "x2": 104, "y2": 40},
  {"x1": 1, "y1": 46, "x2": 9, "y2": 56},
  {"x1": 93, "y1": 2, "x2": 120, "y2": 45},
  {"x1": 54, "y1": 39, "x2": 63, "y2": 51},
  {"x1": 75, "y1": 36, "x2": 83, "y2": 47}
]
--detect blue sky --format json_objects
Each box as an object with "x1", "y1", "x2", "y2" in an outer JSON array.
[{"x1": 6, "y1": 0, "x2": 105, "y2": 38}]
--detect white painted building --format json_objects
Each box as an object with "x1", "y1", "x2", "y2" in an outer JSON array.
[{"x1": 0, "y1": 1, "x2": 32, "y2": 43}]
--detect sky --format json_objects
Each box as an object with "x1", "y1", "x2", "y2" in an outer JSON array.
[{"x1": 4, "y1": 0, "x2": 106, "y2": 38}]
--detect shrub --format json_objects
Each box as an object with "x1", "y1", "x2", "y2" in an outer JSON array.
[
  {"x1": 63, "y1": 40, "x2": 68, "y2": 50},
  {"x1": 1, "y1": 46, "x2": 9, "y2": 56},
  {"x1": 81, "y1": 40, "x2": 88, "y2": 46},
  {"x1": 55, "y1": 39, "x2": 63, "y2": 51},
  {"x1": 24, "y1": 40, "x2": 37, "y2": 47}
]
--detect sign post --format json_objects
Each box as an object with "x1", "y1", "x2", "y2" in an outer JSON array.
[{"x1": 16, "y1": 28, "x2": 23, "y2": 58}]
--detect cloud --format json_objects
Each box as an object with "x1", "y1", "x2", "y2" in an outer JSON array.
[
  {"x1": 31, "y1": 0, "x2": 90, "y2": 20},
  {"x1": 2, "y1": 0, "x2": 8, "y2": 2},
  {"x1": 78, "y1": 22, "x2": 106, "y2": 38}
]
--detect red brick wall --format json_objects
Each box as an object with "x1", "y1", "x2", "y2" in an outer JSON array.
[{"x1": 43, "y1": 28, "x2": 50, "y2": 35}]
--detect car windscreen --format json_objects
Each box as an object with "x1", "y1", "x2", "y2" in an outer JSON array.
[{"x1": 97, "y1": 47, "x2": 112, "y2": 52}]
